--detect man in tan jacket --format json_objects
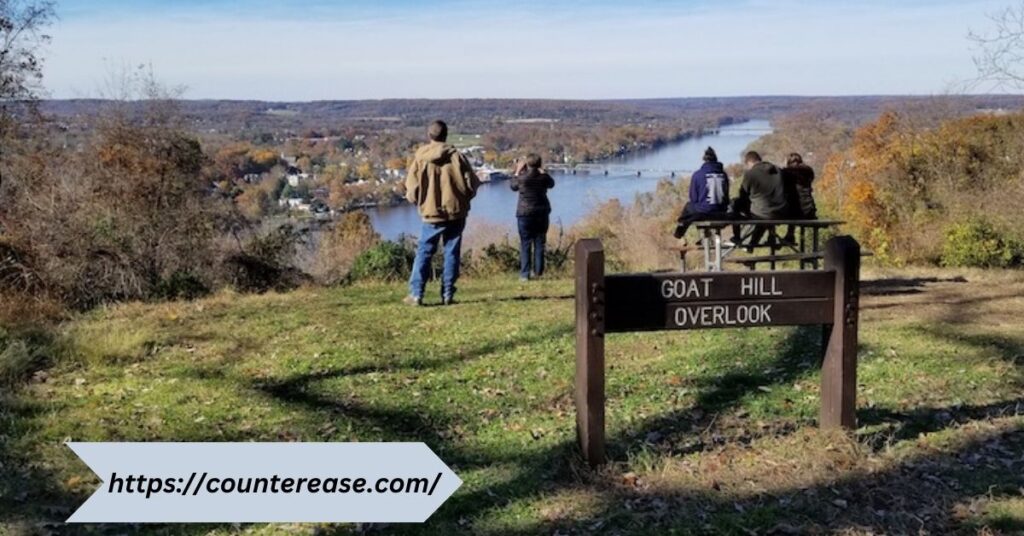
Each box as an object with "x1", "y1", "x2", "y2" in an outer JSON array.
[{"x1": 403, "y1": 120, "x2": 481, "y2": 305}]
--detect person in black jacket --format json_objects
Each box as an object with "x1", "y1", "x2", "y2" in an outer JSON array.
[
  {"x1": 781, "y1": 152, "x2": 817, "y2": 243},
  {"x1": 510, "y1": 154, "x2": 555, "y2": 281}
]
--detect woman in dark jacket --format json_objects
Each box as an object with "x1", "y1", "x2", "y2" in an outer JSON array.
[
  {"x1": 510, "y1": 153, "x2": 555, "y2": 281},
  {"x1": 781, "y1": 152, "x2": 817, "y2": 243}
]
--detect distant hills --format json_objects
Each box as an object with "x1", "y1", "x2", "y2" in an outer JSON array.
[{"x1": 38, "y1": 95, "x2": 1024, "y2": 132}]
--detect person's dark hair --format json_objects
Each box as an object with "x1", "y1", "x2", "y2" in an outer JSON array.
[
  {"x1": 703, "y1": 147, "x2": 718, "y2": 163},
  {"x1": 744, "y1": 151, "x2": 762, "y2": 164},
  {"x1": 786, "y1": 152, "x2": 804, "y2": 167},
  {"x1": 525, "y1": 153, "x2": 542, "y2": 170},
  {"x1": 428, "y1": 120, "x2": 448, "y2": 142}
]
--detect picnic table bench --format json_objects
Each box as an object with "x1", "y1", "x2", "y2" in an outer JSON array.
[{"x1": 676, "y1": 219, "x2": 846, "y2": 272}]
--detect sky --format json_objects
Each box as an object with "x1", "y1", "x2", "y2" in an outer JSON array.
[{"x1": 41, "y1": 0, "x2": 1016, "y2": 100}]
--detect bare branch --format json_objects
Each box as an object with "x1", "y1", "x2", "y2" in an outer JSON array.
[
  {"x1": 0, "y1": 1, "x2": 55, "y2": 99},
  {"x1": 969, "y1": 2, "x2": 1024, "y2": 90}
]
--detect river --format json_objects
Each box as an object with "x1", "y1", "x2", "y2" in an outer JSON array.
[{"x1": 367, "y1": 119, "x2": 772, "y2": 240}]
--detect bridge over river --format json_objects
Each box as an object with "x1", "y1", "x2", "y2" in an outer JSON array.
[{"x1": 547, "y1": 164, "x2": 694, "y2": 177}]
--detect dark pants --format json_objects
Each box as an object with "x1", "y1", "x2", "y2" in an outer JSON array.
[
  {"x1": 732, "y1": 215, "x2": 772, "y2": 247},
  {"x1": 517, "y1": 215, "x2": 549, "y2": 278},
  {"x1": 674, "y1": 203, "x2": 729, "y2": 239},
  {"x1": 784, "y1": 210, "x2": 818, "y2": 242}
]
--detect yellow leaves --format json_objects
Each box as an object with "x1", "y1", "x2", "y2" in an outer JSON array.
[
  {"x1": 849, "y1": 180, "x2": 876, "y2": 205},
  {"x1": 212, "y1": 142, "x2": 281, "y2": 180},
  {"x1": 235, "y1": 187, "x2": 272, "y2": 221},
  {"x1": 820, "y1": 109, "x2": 1024, "y2": 263},
  {"x1": 355, "y1": 161, "x2": 375, "y2": 181},
  {"x1": 249, "y1": 148, "x2": 279, "y2": 169}
]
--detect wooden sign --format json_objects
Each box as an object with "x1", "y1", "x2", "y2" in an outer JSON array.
[
  {"x1": 574, "y1": 236, "x2": 861, "y2": 466},
  {"x1": 604, "y1": 271, "x2": 835, "y2": 332}
]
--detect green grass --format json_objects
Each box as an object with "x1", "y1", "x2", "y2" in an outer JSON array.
[{"x1": 2, "y1": 272, "x2": 1023, "y2": 534}]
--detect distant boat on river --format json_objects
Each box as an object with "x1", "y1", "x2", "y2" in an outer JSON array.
[{"x1": 477, "y1": 166, "x2": 512, "y2": 182}]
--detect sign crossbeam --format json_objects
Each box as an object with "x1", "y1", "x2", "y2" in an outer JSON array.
[{"x1": 603, "y1": 271, "x2": 837, "y2": 333}]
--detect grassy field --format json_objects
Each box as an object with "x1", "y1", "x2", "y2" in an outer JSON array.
[{"x1": 2, "y1": 268, "x2": 1024, "y2": 534}]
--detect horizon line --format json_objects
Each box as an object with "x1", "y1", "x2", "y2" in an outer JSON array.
[{"x1": 39, "y1": 93, "x2": 1024, "y2": 104}]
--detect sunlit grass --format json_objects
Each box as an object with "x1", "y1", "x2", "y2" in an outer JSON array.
[{"x1": 2, "y1": 270, "x2": 1023, "y2": 534}]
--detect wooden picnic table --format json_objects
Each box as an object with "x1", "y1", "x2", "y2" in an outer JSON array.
[{"x1": 684, "y1": 219, "x2": 845, "y2": 272}]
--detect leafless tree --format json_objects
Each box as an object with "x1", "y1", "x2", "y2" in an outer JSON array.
[
  {"x1": 969, "y1": 2, "x2": 1024, "y2": 89},
  {"x1": 0, "y1": 0, "x2": 54, "y2": 100},
  {"x1": 0, "y1": 0, "x2": 55, "y2": 194}
]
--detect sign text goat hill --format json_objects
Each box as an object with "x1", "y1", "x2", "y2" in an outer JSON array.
[{"x1": 574, "y1": 236, "x2": 860, "y2": 466}]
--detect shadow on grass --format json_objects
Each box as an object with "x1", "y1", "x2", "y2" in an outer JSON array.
[
  {"x1": 250, "y1": 324, "x2": 862, "y2": 534},
  {"x1": 917, "y1": 329, "x2": 1024, "y2": 367},
  {"x1": 434, "y1": 423, "x2": 1024, "y2": 535},
  {"x1": 854, "y1": 325, "x2": 1024, "y2": 451},
  {"x1": 312, "y1": 396, "x2": 1024, "y2": 534},
  {"x1": 444, "y1": 294, "x2": 574, "y2": 306},
  {"x1": 860, "y1": 397, "x2": 1024, "y2": 451},
  {"x1": 380, "y1": 322, "x2": 1023, "y2": 534},
  {"x1": 0, "y1": 395, "x2": 81, "y2": 529},
  {"x1": 862, "y1": 276, "x2": 968, "y2": 297},
  {"x1": 249, "y1": 322, "x2": 574, "y2": 384},
  {"x1": 863, "y1": 293, "x2": 1024, "y2": 319},
  {"x1": 0, "y1": 328, "x2": 87, "y2": 529},
  {"x1": 909, "y1": 325, "x2": 1024, "y2": 384},
  {"x1": 10, "y1": 306, "x2": 1024, "y2": 534},
  {"x1": 393, "y1": 386, "x2": 1024, "y2": 534},
  {"x1": 605, "y1": 325, "x2": 824, "y2": 460}
]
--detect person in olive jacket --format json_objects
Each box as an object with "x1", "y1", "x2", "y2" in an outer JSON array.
[
  {"x1": 403, "y1": 120, "x2": 481, "y2": 306},
  {"x1": 731, "y1": 151, "x2": 787, "y2": 247},
  {"x1": 510, "y1": 153, "x2": 555, "y2": 281}
]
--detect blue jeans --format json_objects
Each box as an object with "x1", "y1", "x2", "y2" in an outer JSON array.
[
  {"x1": 409, "y1": 218, "x2": 466, "y2": 300},
  {"x1": 517, "y1": 215, "x2": 548, "y2": 279}
]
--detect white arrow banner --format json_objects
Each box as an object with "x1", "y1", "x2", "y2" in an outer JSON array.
[{"x1": 66, "y1": 442, "x2": 462, "y2": 523}]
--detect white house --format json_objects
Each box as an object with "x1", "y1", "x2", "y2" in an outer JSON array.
[
  {"x1": 280, "y1": 197, "x2": 311, "y2": 212},
  {"x1": 285, "y1": 164, "x2": 310, "y2": 187},
  {"x1": 287, "y1": 173, "x2": 310, "y2": 187}
]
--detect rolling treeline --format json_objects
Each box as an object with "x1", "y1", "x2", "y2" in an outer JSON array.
[{"x1": 37, "y1": 95, "x2": 1024, "y2": 134}]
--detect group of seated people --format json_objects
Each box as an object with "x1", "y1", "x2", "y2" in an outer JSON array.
[{"x1": 673, "y1": 148, "x2": 817, "y2": 248}]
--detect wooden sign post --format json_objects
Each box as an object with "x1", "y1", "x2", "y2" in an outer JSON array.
[{"x1": 574, "y1": 236, "x2": 860, "y2": 466}]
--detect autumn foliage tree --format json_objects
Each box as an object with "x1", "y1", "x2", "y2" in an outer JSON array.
[
  {"x1": 88, "y1": 110, "x2": 222, "y2": 295},
  {"x1": 3, "y1": 69, "x2": 229, "y2": 307},
  {"x1": 819, "y1": 111, "x2": 1024, "y2": 264},
  {"x1": 209, "y1": 142, "x2": 280, "y2": 182},
  {"x1": 312, "y1": 211, "x2": 380, "y2": 284},
  {"x1": 745, "y1": 110, "x2": 853, "y2": 169},
  {"x1": 235, "y1": 176, "x2": 281, "y2": 221}
]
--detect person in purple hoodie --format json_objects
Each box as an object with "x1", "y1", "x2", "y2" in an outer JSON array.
[{"x1": 673, "y1": 147, "x2": 731, "y2": 245}]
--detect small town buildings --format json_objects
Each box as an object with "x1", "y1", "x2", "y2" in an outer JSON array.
[
  {"x1": 286, "y1": 165, "x2": 310, "y2": 187},
  {"x1": 280, "y1": 197, "x2": 310, "y2": 211}
]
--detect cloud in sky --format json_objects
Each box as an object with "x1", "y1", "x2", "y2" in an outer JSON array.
[{"x1": 43, "y1": 0, "x2": 1011, "y2": 100}]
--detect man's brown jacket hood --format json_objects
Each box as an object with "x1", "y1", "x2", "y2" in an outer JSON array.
[{"x1": 405, "y1": 141, "x2": 481, "y2": 223}]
